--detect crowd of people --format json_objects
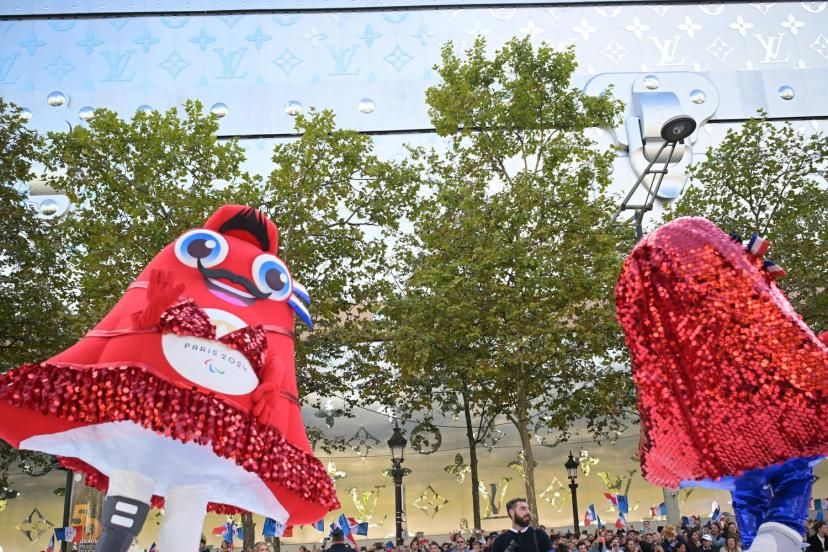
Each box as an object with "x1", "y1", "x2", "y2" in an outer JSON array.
[
  {"x1": 333, "y1": 517, "x2": 827, "y2": 552},
  {"x1": 162, "y1": 498, "x2": 828, "y2": 552}
]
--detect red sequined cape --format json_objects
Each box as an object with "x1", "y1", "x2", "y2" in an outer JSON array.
[{"x1": 615, "y1": 217, "x2": 828, "y2": 488}]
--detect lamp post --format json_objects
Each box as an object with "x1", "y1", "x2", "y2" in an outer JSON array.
[
  {"x1": 565, "y1": 451, "x2": 580, "y2": 537},
  {"x1": 388, "y1": 424, "x2": 408, "y2": 546}
]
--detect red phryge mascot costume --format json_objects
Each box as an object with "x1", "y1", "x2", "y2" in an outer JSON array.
[
  {"x1": 0, "y1": 206, "x2": 339, "y2": 551},
  {"x1": 616, "y1": 217, "x2": 828, "y2": 552}
]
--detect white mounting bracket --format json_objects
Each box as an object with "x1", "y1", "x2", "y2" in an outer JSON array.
[{"x1": 584, "y1": 72, "x2": 720, "y2": 200}]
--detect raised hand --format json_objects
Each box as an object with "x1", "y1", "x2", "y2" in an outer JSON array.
[{"x1": 132, "y1": 269, "x2": 185, "y2": 328}]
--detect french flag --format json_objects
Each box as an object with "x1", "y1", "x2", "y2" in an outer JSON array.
[
  {"x1": 763, "y1": 260, "x2": 787, "y2": 279},
  {"x1": 747, "y1": 234, "x2": 771, "y2": 258},
  {"x1": 585, "y1": 505, "x2": 598, "y2": 526},
  {"x1": 616, "y1": 495, "x2": 629, "y2": 515},
  {"x1": 604, "y1": 492, "x2": 619, "y2": 508},
  {"x1": 711, "y1": 501, "x2": 721, "y2": 521},
  {"x1": 616, "y1": 513, "x2": 627, "y2": 530},
  {"x1": 584, "y1": 504, "x2": 601, "y2": 528},
  {"x1": 46, "y1": 534, "x2": 55, "y2": 552},
  {"x1": 333, "y1": 514, "x2": 358, "y2": 546}
]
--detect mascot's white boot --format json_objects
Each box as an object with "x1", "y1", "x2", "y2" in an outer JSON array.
[
  {"x1": 746, "y1": 522, "x2": 804, "y2": 552},
  {"x1": 96, "y1": 470, "x2": 154, "y2": 552},
  {"x1": 158, "y1": 484, "x2": 210, "y2": 552}
]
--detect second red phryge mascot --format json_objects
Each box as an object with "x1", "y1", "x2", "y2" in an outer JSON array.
[{"x1": 0, "y1": 205, "x2": 339, "y2": 551}]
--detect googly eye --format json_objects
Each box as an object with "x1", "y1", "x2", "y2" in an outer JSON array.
[
  {"x1": 251, "y1": 254, "x2": 292, "y2": 301},
  {"x1": 174, "y1": 229, "x2": 228, "y2": 268}
]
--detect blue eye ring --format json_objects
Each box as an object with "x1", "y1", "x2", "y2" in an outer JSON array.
[
  {"x1": 251, "y1": 254, "x2": 293, "y2": 302},
  {"x1": 174, "y1": 229, "x2": 228, "y2": 268}
]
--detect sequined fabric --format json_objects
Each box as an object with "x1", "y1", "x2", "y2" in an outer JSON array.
[
  {"x1": 615, "y1": 217, "x2": 828, "y2": 488},
  {"x1": 0, "y1": 363, "x2": 340, "y2": 511},
  {"x1": 159, "y1": 300, "x2": 216, "y2": 340},
  {"x1": 159, "y1": 299, "x2": 267, "y2": 373}
]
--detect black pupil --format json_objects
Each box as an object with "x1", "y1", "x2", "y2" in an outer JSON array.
[
  {"x1": 187, "y1": 238, "x2": 214, "y2": 259},
  {"x1": 265, "y1": 268, "x2": 285, "y2": 291}
]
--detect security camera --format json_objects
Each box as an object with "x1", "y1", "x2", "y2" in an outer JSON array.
[{"x1": 660, "y1": 115, "x2": 697, "y2": 142}]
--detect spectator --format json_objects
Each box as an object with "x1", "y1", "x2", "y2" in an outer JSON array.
[
  {"x1": 661, "y1": 527, "x2": 679, "y2": 552},
  {"x1": 707, "y1": 524, "x2": 724, "y2": 549},
  {"x1": 686, "y1": 529, "x2": 702, "y2": 552},
  {"x1": 254, "y1": 543, "x2": 270, "y2": 552},
  {"x1": 699, "y1": 534, "x2": 716, "y2": 552},
  {"x1": 329, "y1": 528, "x2": 355, "y2": 552},
  {"x1": 724, "y1": 523, "x2": 738, "y2": 540},
  {"x1": 492, "y1": 498, "x2": 553, "y2": 552},
  {"x1": 721, "y1": 537, "x2": 740, "y2": 552},
  {"x1": 808, "y1": 521, "x2": 828, "y2": 552},
  {"x1": 626, "y1": 540, "x2": 640, "y2": 552},
  {"x1": 577, "y1": 541, "x2": 589, "y2": 552},
  {"x1": 640, "y1": 532, "x2": 654, "y2": 552},
  {"x1": 452, "y1": 535, "x2": 469, "y2": 552},
  {"x1": 430, "y1": 542, "x2": 441, "y2": 552}
]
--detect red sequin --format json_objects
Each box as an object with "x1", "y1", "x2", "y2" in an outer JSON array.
[
  {"x1": 159, "y1": 300, "x2": 216, "y2": 340},
  {"x1": 615, "y1": 217, "x2": 828, "y2": 488},
  {"x1": 220, "y1": 326, "x2": 267, "y2": 375},
  {"x1": 0, "y1": 363, "x2": 340, "y2": 511},
  {"x1": 159, "y1": 299, "x2": 267, "y2": 373}
]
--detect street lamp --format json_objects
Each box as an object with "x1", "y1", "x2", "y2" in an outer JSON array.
[
  {"x1": 565, "y1": 452, "x2": 580, "y2": 537},
  {"x1": 388, "y1": 424, "x2": 408, "y2": 546}
]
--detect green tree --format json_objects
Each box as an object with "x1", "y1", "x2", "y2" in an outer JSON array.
[
  {"x1": 387, "y1": 37, "x2": 635, "y2": 517},
  {"x1": 0, "y1": 98, "x2": 73, "y2": 499},
  {"x1": 669, "y1": 114, "x2": 828, "y2": 331},
  {"x1": 380, "y1": 249, "x2": 502, "y2": 529},
  {"x1": 45, "y1": 100, "x2": 260, "y2": 334},
  {"x1": 260, "y1": 108, "x2": 420, "y2": 404}
]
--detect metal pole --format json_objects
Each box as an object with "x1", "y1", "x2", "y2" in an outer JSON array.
[
  {"x1": 569, "y1": 481, "x2": 580, "y2": 537},
  {"x1": 393, "y1": 465, "x2": 404, "y2": 546},
  {"x1": 61, "y1": 469, "x2": 73, "y2": 552}
]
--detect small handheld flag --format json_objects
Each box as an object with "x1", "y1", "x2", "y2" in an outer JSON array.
[
  {"x1": 747, "y1": 234, "x2": 771, "y2": 258},
  {"x1": 711, "y1": 501, "x2": 721, "y2": 522},
  {"x1": 616, "y1": 513, "x2": 627, "y2": 529},
  {"x1": 617, "y1": 495, "x2": 629, "y2": 515}
]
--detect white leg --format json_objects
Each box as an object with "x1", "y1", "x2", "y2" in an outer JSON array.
[
  {"x1": 158, "y1": 484, "x2": 210, "y2": 552},
  {"x1": 107, "y1": 469, "x2": 155, "y2": 502},
  {"x1": 746, "y1": 522, "x2": 804, "y2": 552},
  {"x1": 95, "y1": 470, "x2": 155, "y2": 552}
]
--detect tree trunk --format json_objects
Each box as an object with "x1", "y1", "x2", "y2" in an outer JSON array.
[
  {"x1": 242, "y1": 512, "x2": 256, "y2": 551},
  {"x1": 462, "y1": 392, "x2": 482, "y2": 530},
  {"x1": 513, "y1": 380, "x2": 539, "y2": 522},
  {"x1": 515, "y1": 419, "x2": 539, "y2": 522}
]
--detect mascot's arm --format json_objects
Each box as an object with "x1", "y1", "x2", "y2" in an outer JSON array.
[
  {"x1": 252, "y1": 354, "x2": 309, "y2": 449},
  {"x1": 251, "y1": 356, "x2": 282, "y2": 425},
  {"x1": 130, "y1": 269, "x2": 185, "y2": 329}
]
